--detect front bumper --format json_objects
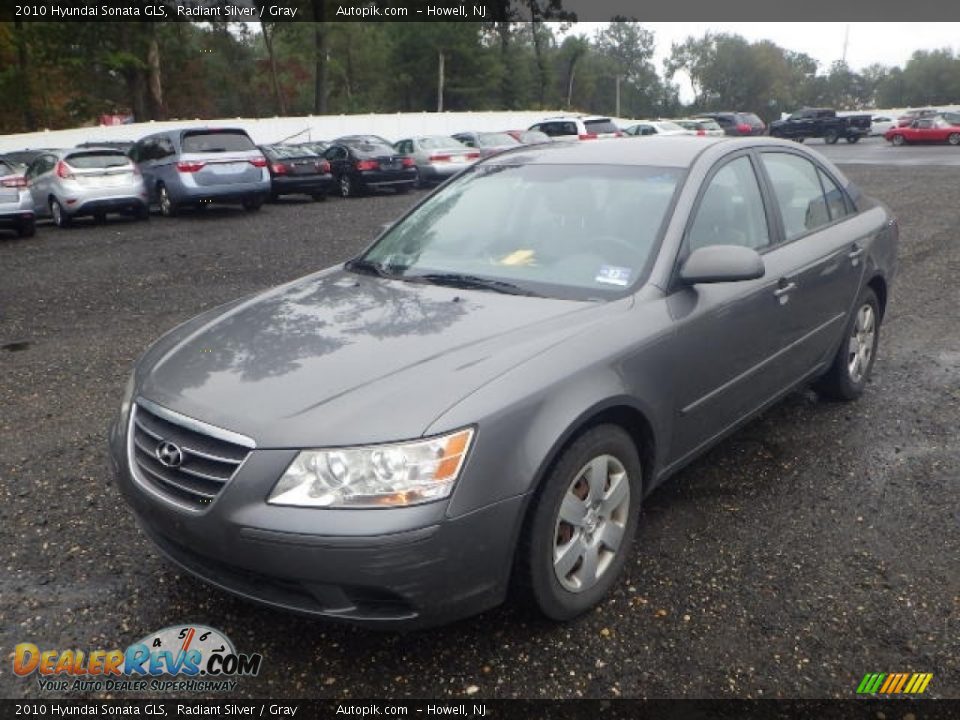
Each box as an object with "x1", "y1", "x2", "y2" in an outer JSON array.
[{"x1": 108, "y1": 414, "x2": 522, "y2": 629}]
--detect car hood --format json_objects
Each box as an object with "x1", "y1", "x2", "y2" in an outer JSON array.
[{"x1": 137, "y1": 268, "x2": 619, "y2": 448}]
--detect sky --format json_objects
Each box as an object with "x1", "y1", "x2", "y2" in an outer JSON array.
[{"x1": 560, "y1": 22, "x2": 960, "y2": 102}]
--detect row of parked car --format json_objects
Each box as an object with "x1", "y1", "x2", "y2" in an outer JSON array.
[{"x1": 1, "y1": 106, "x2": 953, "y2": 238}]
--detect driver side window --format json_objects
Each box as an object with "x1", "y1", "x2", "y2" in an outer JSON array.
[{"x1": 687, "y1": 156, "x2": 770, "y2": 252}]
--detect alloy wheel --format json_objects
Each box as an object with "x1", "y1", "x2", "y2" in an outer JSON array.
[
  {"x1": 552, "y1": 454, "x2": 631, "y2": 593},
  {"x1": 847, "y1": 303, "x2": 876, "y2": 384},
  {"x1": 159, "y1": 187, "x2": 172, "y2": 216}
]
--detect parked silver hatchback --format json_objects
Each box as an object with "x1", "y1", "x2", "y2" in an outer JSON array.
[{"x1": 26, "y1": 148, "x2": 148, "y2": 228}]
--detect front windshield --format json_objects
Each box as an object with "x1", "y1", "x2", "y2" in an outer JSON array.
[{"x1": 358, "y1": 163, "x2": 683, "y2": 300}]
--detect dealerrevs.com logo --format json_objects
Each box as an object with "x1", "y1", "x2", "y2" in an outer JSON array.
[{"x1": 13, "y1": 625, "x2": 262, "y2": 693}]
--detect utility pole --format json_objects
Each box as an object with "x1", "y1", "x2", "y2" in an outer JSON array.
[
  {"x1": 615, "y1": 75, "x2": 622, "y2": 117},
  {"x1": 437, "y1": 50, "x2": 445, "y2": 112},
  {"x1": 842, "y1": 24, "x2": 850, "y2": 65}
]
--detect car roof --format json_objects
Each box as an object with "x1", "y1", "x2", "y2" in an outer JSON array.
[
  {"x1": 538, "y1": 115, "x2": 611, "y2": 121},
  {"x1": 481, "y1": 135, "x2": 830, "y2": 170}
]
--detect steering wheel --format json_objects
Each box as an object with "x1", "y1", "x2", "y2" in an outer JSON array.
[{"x1": 588, "y1": 234, "x2": 643, "y2": 266}]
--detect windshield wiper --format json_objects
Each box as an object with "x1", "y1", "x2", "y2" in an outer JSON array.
[
  {"x1": 412, "y1": 273, "x2": 541, "y2": 297},
  {"x1": 344, "y1": 258, "x2": 398, "y2": 278}
]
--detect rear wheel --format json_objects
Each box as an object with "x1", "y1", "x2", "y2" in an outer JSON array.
[
  {"x1": 891, "y1": 134, "x2": 905, "y2": 146},
  {"x1": 242, "y1": 196, "x2": 263, "y2": 212},
  {"x1": 17, "y1": 218, "x2": 36, "y2": 238},
  {"x1": 157, "y1": 184, "x2": 178, "y2": 217},
  {"x1": 133, "y1": 204, "x2": 149, "y2": 221},
  {"x1": 311, "y1": 192, "x2": 326, "y2": 202},
  {"x1": 50, "y1": 198, "x2": 71, "y2": 228},
  {"x1": 395, "y1": 183, "x2": 411, "y2": 195},
  {"x1": 93, "y1": 212, "x2": 107, "y2": 224},
  {"x1": 948, "y1": 133, "x2": 960, "y2": 146},
  {"x1": 814, "y1": 287, "x2": 881, "y2": 401},
  {"x1": 846, "y1": 135, "x2": 860, "y2": 144},
  {"x1": 520, "y1": 425, "x2": 642, "y2": 621}
]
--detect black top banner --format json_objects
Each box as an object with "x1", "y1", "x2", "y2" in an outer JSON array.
[
  {"x1": 2, "y1": 699, "x2": 960, "y2": 720},
  {"x1": 2, "y1": 0, "x2": 959, "y2": 22}
]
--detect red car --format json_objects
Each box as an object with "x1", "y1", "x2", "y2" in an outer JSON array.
[{"x1": 885, "y1": 117, "x2": 960, "y2": 146}]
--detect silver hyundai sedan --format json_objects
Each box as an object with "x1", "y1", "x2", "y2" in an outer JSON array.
[{"x1": 110, "y1": 137, "x2": 897, "y2": 628}]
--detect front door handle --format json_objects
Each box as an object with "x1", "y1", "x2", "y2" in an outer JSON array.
[
  {"x1": 773, "y1": 280, "x2": 797, "y2": 298},
  {"x1": 848, "y1": 244, "x2": 865, "y2": 264}
]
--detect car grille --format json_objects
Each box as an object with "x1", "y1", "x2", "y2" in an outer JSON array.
[{"x1": 129, "y1": 402, "x2": 252, "y2": 511}]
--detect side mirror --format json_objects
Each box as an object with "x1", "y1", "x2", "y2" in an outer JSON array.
[{"x1": 679, "y1": 245, "x2": 765, "y2": 285}]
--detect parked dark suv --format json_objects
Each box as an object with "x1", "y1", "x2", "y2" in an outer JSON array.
[{"x1": 698, "y1": 112, "x2": 766, "y2": 136}]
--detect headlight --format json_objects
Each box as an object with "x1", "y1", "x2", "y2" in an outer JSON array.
[
  {"x1": 268, "y1": 428, "x2": 474, "y2": 508},
  {"x1": 119, "y1": 372, "x2": 136, "y2": 421}
]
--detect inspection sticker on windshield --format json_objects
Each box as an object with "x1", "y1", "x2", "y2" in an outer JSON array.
[{"x1": 595, "y1": 265, "x2": 632, "y2": 286}]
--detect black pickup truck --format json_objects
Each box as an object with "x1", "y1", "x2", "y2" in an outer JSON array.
[{"x1": 768, "y1": 108, "x2": 873, "y2": 144}]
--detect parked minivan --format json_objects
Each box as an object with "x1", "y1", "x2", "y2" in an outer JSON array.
[{"x1": 129, "y1": 128, "x2": 270, "y2": 216}]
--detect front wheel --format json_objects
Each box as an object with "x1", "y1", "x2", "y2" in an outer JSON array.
[
  {"x1": 891, "y1": 134, "x2": 905, "y2": 146},
  {"x1": 339, "y1": 174, "x2": 357, "y2": 198},
  {"x1": 824, "y1": 130, "x2": 839, "y2": 144},
  {"x1": 158, "y1": 185, "x2": 178, "y2": 217},
  {"x1": 814, "y1": 287, "x2": 881, "y2": 401},
  {"x1": 520, "y1": 425, "x2": 642, "y2": 621},
  {"x1": 846, "y1": 135, "x2": 860, "y2": 144},
  {"x1": 948, "y1": 133, "x2": 960, "y2": 146}
]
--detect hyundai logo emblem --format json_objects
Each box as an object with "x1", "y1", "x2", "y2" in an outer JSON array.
[{"x1": 155, "y1": 440, "x2": 184, "y2": 468}]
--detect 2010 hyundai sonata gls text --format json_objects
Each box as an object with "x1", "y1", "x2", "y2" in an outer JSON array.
[{"x1": 109, "y1": 137, "x2": 898, "y2": 628}]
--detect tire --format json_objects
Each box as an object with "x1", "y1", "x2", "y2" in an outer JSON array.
[
  {"x1": 269, "y1": 192, "x2": 280, "y2": 203},
  {"x1": 413, "y1": 168, "x2": 424, "y2": 189},
  {"x1": 133, "y1": 204, "x2": 149, "y2": 221},
  {"x1": 846, "y1": 135, "x2": 860, "y2": 144},
  {"x1": 339, "y1": 173, "x2": 356, "y2": 198},
  {"x1": 519, "y1": 424, "x2": 642, "y2": 621},
  {"x1": 242, "y1": 196, "x2": 263, "y2": 212},
  {"x1": 311, "y1": 192, "x2": 326, "y2": 202},
  {"x1": 395, "y1": 183, "x2": 411, "y2": 195},
  {"x1": 93, "y1": 212, "x2": 107, "y2": 224},
  {"x1": 948, "y1": 133, "x2": 960, "y2": 146},
  {"x1": 50, "y1": 198, "x2": 71, "y2": 228},
  {"x1": 157, "y1": 184, "x2": 178, "y2": 217},
  {"x1": 891, "y1": 134, "x2": 905, "y2": 146},
  {"x1": 813, "y1": 287, "x2": 881, "y2": 401},
  {"x1": 824, "y1": 130, "x2": 839, "y2": 144},
  {"x1": 17, "y1": 218, "x2": 36, "y2": 238}
]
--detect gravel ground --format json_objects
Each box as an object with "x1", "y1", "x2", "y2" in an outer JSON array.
[{"x1": 1, "y1": 167, "x2": 957, "y2": 700}]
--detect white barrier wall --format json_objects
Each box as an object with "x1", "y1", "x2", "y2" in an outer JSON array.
[
  {"x1": 0, "y1": 111, "x2": 637, "y2": 152},
  {"x1": 4, "y1": 107, "x2": 958, "y2": 152}
]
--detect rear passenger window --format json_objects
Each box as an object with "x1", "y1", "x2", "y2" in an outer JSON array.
[
  {"x1": 761, "y1": 153, "x2": 831, "y2": 240},
  {"x1": 688, "y1": 156, "x2": 770, "y2": 251},
  {"x1": 817, "y1": 168, "x2": 852, "y2": 221}
]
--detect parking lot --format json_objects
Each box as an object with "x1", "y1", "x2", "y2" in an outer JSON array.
[{"x1": 1, "y1": 148, "x2": 958, "y2": 699}]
